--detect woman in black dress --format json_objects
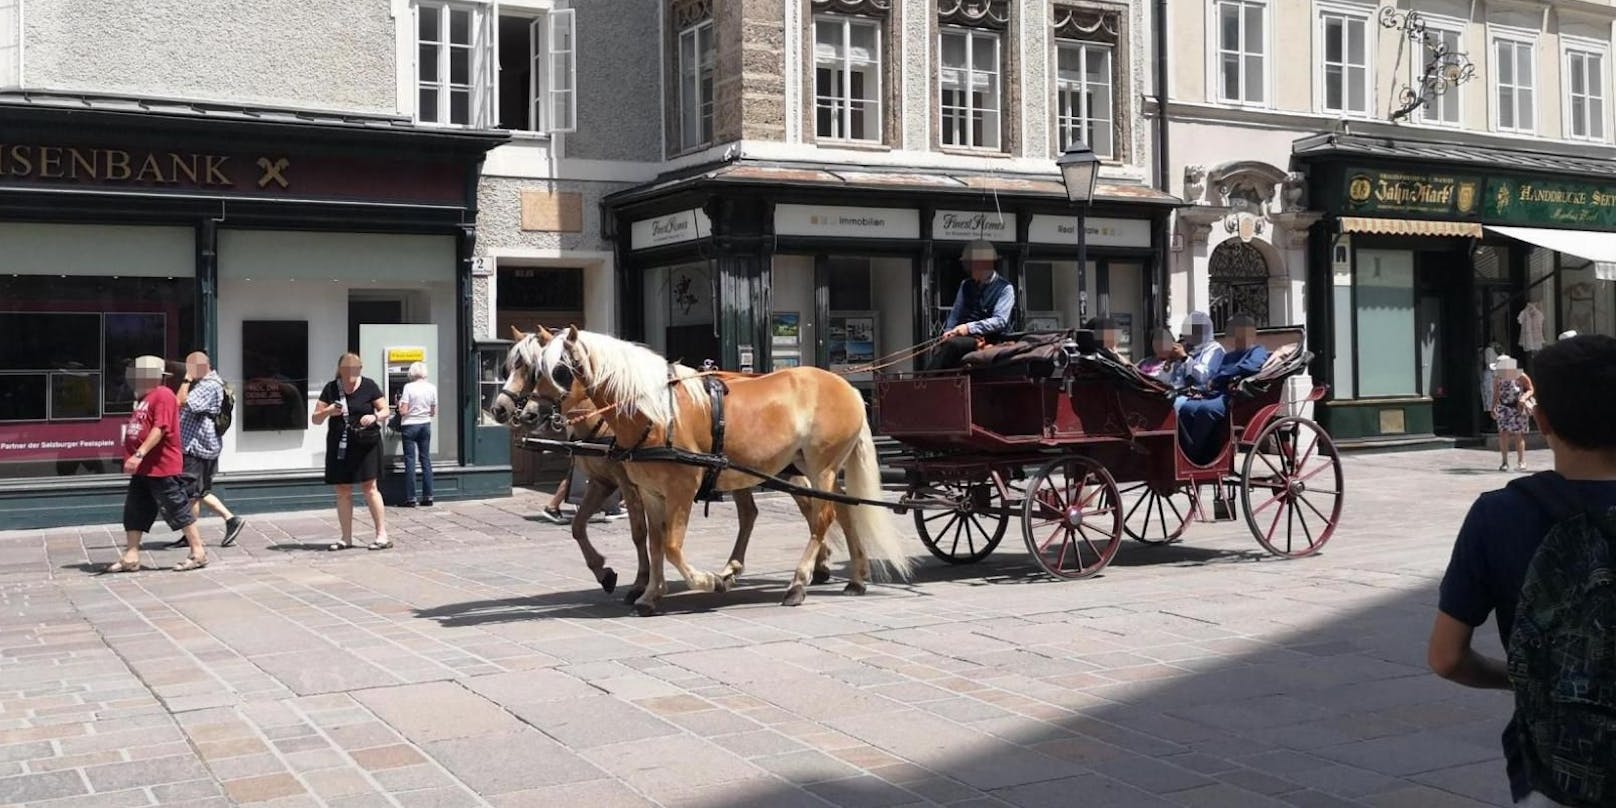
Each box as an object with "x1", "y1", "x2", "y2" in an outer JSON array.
[{"x1": 311, "y1": 353, "x2": 391, "y2": 550}]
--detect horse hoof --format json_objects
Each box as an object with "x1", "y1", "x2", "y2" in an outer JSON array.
[
  {"x1": 811, "y1": 569, "x2": 832, "y2": 586},
  {"x1": 599, "y1": 568, "x2": 618, "y2": 594},
  {"x1": 623, "y1": 587, "x2": 646, "y2": 606},
  {"x1": 632, "y1": 602, "x2": 657, "y2": 617},
  {"x1": 713, "y1": 575, "x2": 732, "y2": 594},
  {"x1": 781, "y1": 585, "x2": 806, "y2": 607},
  {"x1": 843, "y1": 582, "x2": 867, "y2": 596}
]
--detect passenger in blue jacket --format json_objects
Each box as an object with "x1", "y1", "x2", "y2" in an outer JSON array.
[
  {"x1": 927, "y1": 239, "x2": 1016, "y2": 371},
  {"x1": 1177, "y1": 313, "x2": 1268, "y2": 465}
]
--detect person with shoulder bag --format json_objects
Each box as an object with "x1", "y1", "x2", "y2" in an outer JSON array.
[
  {"x1": 311, "y1": 353, "x2": 390, "y2": 551},
  {"x1": 173, "y1": 351, "x2": 247, "y2": 548}
]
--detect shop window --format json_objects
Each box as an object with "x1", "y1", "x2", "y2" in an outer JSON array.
[
  {"x1": 1559, "y1": 255, "x2": 1615, "y2": 339},
  {"x1": 494, "y1": 9, "x2": 577, "y2": 133},
  {"x1": 0, "y1": 276, "x2": 193, "y2": 479},
  {"x1": 828, "y1": 258, "x2": 873, "y2": 311},
  {"x1": 241, "y1": 321, "x2": 310, "y2": 432},
  {"x1": 678, "y1": 18, "x2": 717, "y2": 150},
  {"x1": 1415, "y1": 27, "x2": 1462, "y2": 125},
  {"x1": 939, "y1": 28, "x2": 1001, "y2": 149},
  {"x1": 1318, "y1": 8, "x2": 1369, "y2": 116},
  {"x1": 1354, "y1": 250, "x2": 1417, "y2": 397},
  {"x1": 814, "y1": 15, "x2": 882, "y2": 142},
  {"x1": 1494, "y1": 37, "x2": 1536, "y2": 133},
  {"x1": 1023, "y1": 262, "x2": 1056, "y2": 312},
  {"x1": 1055, "y1": 41, "x2": 1112, "y2": 158},
  {"x1": 1566, "y1": 48, "x2": 1606, "y2": 141},
  {"x1": 1214, "y1": 0, "x2": 1266, "y2": 105}
]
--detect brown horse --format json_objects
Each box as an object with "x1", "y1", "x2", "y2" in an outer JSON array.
[
  {"x1": 547, "y1": 326, "x2": 912, "y2": 615},
  {"x1": 491, "y1": 328, "x2": 833, "y2": 605}
]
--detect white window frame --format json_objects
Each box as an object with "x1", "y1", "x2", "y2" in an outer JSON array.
[
  {"x1": 1490, "y1": 31, "x2": 1537, "y2": 135},
  {"x1": 1314, "y1": 3, "x2": 1373, "y2": 117},
  {"x1": 1208, "y1": 0, "x2": 1270, "y2": 108},
  {"x1": 1054, "y1": 40, "x2": 1114, "y2": 159},
  {"x1": 938, "y1": 27, "x2": 1003, "y2": 150},
  {"x1": 544, "y1": 8, "x2": 577, "y2": 133},
  {"x1": 414, "y1": 0, "x2": 496, "y2": 128},
  {"x1": 678, "y1": 19, "x2": 716, "y2": 151},
  {"x1": 1409, "y1": 21, "x2": 1463, "y2": 128},
  {"x1": 812, "y1": 14, "x2": 883, "y2": 143},
  {"x1": 1563, "y1": 40, "x2": 1608, "y2": 143}
]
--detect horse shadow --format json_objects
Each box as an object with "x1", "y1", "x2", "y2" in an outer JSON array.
[{"x1": 414, "y1": 582, "x2": 797, "y2": 626}]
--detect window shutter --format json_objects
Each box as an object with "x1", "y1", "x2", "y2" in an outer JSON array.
[
  {"x1": 546, "y1": 8, "x2": 577, "y2": 133},
  {"x1": 530, "y1": 15, "x2": 544, "y2": 130}
]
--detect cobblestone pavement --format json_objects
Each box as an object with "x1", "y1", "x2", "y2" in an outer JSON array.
[{"x1": 0, "y1": 448, "x2": 1551, "y2": 808}]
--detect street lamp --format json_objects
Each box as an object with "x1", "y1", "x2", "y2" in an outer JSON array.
[{"x1": 1057, "y1": 140, "x2": 1102, "y2": 322}]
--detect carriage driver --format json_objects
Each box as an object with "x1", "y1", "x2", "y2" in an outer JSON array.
[{"x1": 926, "y1": 239, "x2": 1016, "y2": 371}]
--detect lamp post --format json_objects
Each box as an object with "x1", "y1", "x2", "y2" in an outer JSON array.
[{"x1": 1057, "y1": 140, "x2": 1101, "y2": 322}]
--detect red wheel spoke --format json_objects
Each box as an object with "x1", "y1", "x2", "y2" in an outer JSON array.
[
  {"x1": 1077, "y1": 478, "x2": 1107, "y2": 509},
  {"x1": 1294, "y1": 501, "x2": 1316, "y2": 550},
  {"x1": 1256, "y1": 450, "x2": 1284, "y2": 479},
  {"x1": 1056, "y1": 529, "x2": 1075, "y2": 571},
  {"x1": 1249, "y1": 489, "x2": 1285, "y2": 517},
  {"x1": 1293, "y1": 462, "x2": 1334, "y2": 485},
  {"x1": 1296, "y1": 492, "x2": 1335, "y2": 525},
  {"x1": 1264, "y1": 500, "x2": 1285, "y2": 545},
  {"x1": 1125, "y1": 491, "x2": 1151, "y2": 523}
]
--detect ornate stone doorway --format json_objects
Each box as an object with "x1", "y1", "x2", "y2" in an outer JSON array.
[{"x1": 1208, "y1": 240, "x2": 1269, "y2": 330}]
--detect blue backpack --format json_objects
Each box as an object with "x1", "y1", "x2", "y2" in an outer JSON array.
[{"x1": 1506, "y1": 473, "x2": 1616, "y2": 807}]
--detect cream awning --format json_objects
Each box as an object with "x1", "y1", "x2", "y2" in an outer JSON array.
[
  {"x1": 1486, "y1": 225, "x2": 1616, "y2": 281},
  {"x1": 1340, "y1": 217, "x2": 1483, "y2": 238}
]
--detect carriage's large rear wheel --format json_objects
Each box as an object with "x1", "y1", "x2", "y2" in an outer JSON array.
[
  {"x1": 1117, "y1": 483, "x2": 1196, "y2": 545},
  {"x1": 911, "y1": 478, "x2": 1008, "y2": 564},
  {"x1": 1240, "y1": 416, "x2": 1343, "y2": 558},
  {"x1": 1022, "y1": 457, "x2": 1123, "y2": 580}
]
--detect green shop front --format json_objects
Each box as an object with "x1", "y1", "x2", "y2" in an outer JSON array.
[{"x1": 1296, "y1": 134, "x2": 1616, "y2": 444}]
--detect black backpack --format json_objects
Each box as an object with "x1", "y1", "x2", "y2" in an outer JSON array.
[
  {"x1": 1505, "y1": 473, "x2": 1616, "y2": 807},
  {"x1": 208, "y1": 378, "x2": 235, "y2": 437}
]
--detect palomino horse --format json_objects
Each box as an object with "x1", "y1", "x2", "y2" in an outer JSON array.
[
  {"x1": 545, "y1": 326, "x2": 912, "y2": 615},
  {"x1": 491, "y1": 328, "x2": 833, "y2": 605}
]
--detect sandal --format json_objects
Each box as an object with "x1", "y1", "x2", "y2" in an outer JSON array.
[
  {"x1": 98, "y1": 559, "x2": 142, "y2": 575},
  {"x1": 173, "y1": 557, "x2": 208, "y2": 572},
  {"x1": 367, "y1": 538, "x2": 393, "y2": 551},
  {"x1": 328, "y1": 539, "x2": 356, "y2": 552}
]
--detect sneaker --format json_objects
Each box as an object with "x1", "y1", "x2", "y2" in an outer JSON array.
[
  {"x1": 221, "y1": 517, "x2": 246, "y2": 548},
  {"x1": 536, "y1": 507, "x2": 568, "y2": 524},
  {"x1": 587, "y1": 511, "x2": 609, "y2": 524},
  {"x1": 601, "y1": 506, "x2": 628, "y2": 521},
  {"x1": 1517, "y1": 464, "x2": 1529, "y2": 472},
  {"x1": 1499, "y1": 462, "x2": 1510, "y2": 472},
  {"x1": 420, "y1": 499, "x2": 434, "y2": 508},
  {"x1": 400, "y1": 500, "x2": 417, "y2": 508}
]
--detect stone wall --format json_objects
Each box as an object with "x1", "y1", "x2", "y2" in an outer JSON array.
[
  {"x1": 24, "y1": 0, "x2": 395, "y2": 114},
  {"x1": 569, "y1": 0, "x2": 664, "y2": 162}
]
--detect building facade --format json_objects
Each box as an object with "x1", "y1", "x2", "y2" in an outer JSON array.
[
  {"x1": 1162, "y1": 0, "x2": 1616, "y2": 444},
  {"x1": 0, "y1": 0, "x2": 505, "y2": 528}
]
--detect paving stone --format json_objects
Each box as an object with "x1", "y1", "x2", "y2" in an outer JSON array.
[
  {"x1": 488, "y1": 779, "x2": 658, "y2": 807},
  {"x1": 150, "y1": 779, "x2": 225, "y2": 803},
  {"x1": 303, "y1": 767, "x2": 376, "y2": 800},
  {"x1": 354, "y1": 682, "x2": 523, "y2": 743},
  {"x1": 806, "y1": 775, "x2": 919, "y2": 808},
  {"x1": 351, "y1": 744, "x2": 427, "y2": 771},
  {"x1": 460, "y1": 669, "x2": 600, "y2": 704},
  {"x1": 84, "y1": 754, "x2": 211, "y2": 792},
  {"x1": 502, "y1": 695, "x2": 678, "y2": 749},
  {"x1": 391, "y1": 788, "x2": 486, "y2": 808},
  {"x1": 424, "y1": 730, "x2": 603, "y2": 794},
  {"x1": 582, "y1": 733, "x2": 766, "y2": 799},
  {"x1": 754, "y1": 748, "x2": 865, "y2": 784},
  {"x1": 221, "y1": 773, "x2": 305, "y2": 804}
]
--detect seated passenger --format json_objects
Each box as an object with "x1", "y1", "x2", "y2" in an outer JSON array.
[
  {"x1": 1083, "y1": 317, "x2": 1125, "y2": 363},
  {"x1": 926, "y1": 239, "x2": 1015, "y2": 371},
  {"x1": 1136, "y1": 328, "x2": 1185, "y2": 386},
  {"x1": 1176, "y1": 314, "x2": 1269, "y2": 465}
]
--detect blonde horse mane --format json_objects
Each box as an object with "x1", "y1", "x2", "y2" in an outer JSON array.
[{"x1": 539, "y1": 330, "x2": 706, "y2": 428}]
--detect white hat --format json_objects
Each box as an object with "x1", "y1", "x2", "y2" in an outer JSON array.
[
  {"x1": 132, "y1": 355, "x2": 169, "y2": 375},
  {"x1": 1559, "y1": 330, "x2": 1579, "y2": 340},
  {"x1": 1490, "y1": 354, "x2": 1518, "y2": 371}
]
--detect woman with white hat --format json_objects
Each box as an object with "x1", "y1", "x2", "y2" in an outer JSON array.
[{"x1": 1490, "y1": 354, "x2": 1536, "y2": 471}]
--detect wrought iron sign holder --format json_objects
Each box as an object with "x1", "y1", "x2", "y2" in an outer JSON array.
[{"x1": 1381, "y1": 7, "x2": 1475, "y2": 122}]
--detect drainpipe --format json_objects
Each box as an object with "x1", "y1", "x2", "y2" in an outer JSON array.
[{"x1": 1153, "y1": 0, "x2": 1172, "y2": 329}]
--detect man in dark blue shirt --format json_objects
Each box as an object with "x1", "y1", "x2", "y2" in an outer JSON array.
[
  {"x1": 927, "y1": 239, "x2": 1016, "y2": 371},
  {"x1": 1431, "y1": 334, "x2": 1616, "y2": 806}
]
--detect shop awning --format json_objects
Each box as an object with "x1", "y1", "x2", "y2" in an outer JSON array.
[
  {"x1": 1340, "y1": 217, "x2": 1482, "y2": 237},
  {"x1": 1487, "y1": 225, "x2": 1616, "y2": 281}
]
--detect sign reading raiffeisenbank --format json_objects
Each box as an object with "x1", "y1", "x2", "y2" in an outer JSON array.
[{"x1": 1342, "y1": 168, "x2": 1482, "y2": 218}]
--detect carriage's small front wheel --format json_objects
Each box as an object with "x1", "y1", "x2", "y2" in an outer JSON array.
[
  {"x1": 911, "y1": 479, "x2": 1008, "y2": 564},
  {"x1": 1022, "y1": 457, "x2": 1123, "y2": 580},
  {"x1": 1240, "y1": 416, "x2": 1344, "y2": 558},
  {"x1": 1117, "y1": 483, "x2": 1197, "y2": 545}
]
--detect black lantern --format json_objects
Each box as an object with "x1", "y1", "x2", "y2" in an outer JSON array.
[{"x1": 1056, "y1": 140, "x2": 1102, "y2": 320}]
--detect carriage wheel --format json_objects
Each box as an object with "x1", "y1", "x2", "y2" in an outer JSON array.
[
  {"x1": 1240, "y1": 416, "x2": 1344, "y2": 558},
  {"x1": 1117, "y1": 483, "x2": 1196, "y2": 545},
  {"x1": 1021, "y1": 457, "x2": 1123, "y2": 580},
  {"x1": 911, "y1": 479, "x2": 1008, "y2": 564}
]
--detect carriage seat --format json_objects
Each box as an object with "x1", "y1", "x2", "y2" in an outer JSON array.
[
  {"x1": 958, "y1": 330, "x2": 1074, "y2": 379},
  {"x1": 1076, "y1": 352, "x2": 1175, "y2": 396},
  {"x1": 1234, "y1": 342, "x2": 1314, "y2": 395}
]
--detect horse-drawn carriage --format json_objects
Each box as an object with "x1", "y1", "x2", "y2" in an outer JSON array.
[{"x1": 875, "y1": 325, "x2": 1342, "y2": 580}]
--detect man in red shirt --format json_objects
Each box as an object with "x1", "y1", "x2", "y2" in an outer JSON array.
[{"x1": 102, "y1": 355, "x2": 208, "y2": 573}]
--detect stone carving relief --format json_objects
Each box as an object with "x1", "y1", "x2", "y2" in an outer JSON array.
[
  {"x1": 1208, "y1": 161, "x2": 1289, "y2": 213},
  {"x1": 1052, "y1": 5, "x2": 1119, "y2": 44},
  {"x1": 812, "y1": 0, "x2": 891, "y2": 13},
  {"x1": 939, "y1": 0, "x2": 1009, "y2": 29},
  {"x1": 1183, "y1": 164, "x2": 1206, "y2": 205},
  {"x1": 671, "y1": 0, "x2": 713, "y2": 29},
  {"x1": 1281, "y1": 172, "x2": 1306, "y2": 213}
]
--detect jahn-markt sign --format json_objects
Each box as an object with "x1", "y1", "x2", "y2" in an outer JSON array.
[{"x1": 1343, "y1": 168, "x2": 1481, "y2": 217}]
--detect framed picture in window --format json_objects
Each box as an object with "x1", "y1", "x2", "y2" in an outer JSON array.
[
  {"x1": 828, "y1": 311, "x2": 878, "y2": 374},
  {"x1": 771, "y1": 312, "x2": 800, "y2": 346}
]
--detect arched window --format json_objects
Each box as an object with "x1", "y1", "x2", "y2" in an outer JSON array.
[{"x1": 1208, "y1": 240, "x2": 1269, "y2": 331}]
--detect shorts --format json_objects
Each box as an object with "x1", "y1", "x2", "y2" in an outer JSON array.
[
  {"x1": 183, "y1": 454, "x2": 218, "y2": 499},
  {"x1": 123, "y1": 475, "x2": 197, "y2": 534}
]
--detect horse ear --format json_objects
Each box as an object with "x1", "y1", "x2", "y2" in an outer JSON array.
[
  {"x1": 535, "y1": 325, "x2": 554, "y2": 346},
  {"x1": 563, "y1": 325, "x2": 579, "y2": 344},
  {"x1": 509, "y1": 324, "x2": 525, "y2": 341}
]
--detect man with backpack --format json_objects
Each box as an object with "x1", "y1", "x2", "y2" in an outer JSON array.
[
  {"x1": 1430, "y1": 334, "x2": 1616, "y2": 807},
  {"x1": 175, "y1": 351, "x2": 247, "y2": 547}
]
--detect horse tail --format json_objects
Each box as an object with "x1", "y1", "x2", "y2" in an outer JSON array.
[{"x1": 840, "y1": 420, "x2": 913, "y2": 582}]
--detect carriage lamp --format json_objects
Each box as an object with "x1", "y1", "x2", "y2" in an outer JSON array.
[{"x1": 1057, "y1": 140, "x2": 1102, "y2": 321}]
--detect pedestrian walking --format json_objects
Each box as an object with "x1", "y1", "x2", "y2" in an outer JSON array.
[
  {"x1": 539, "y1": 462, "x2": 626, "y2": 524},
  {"x1": 396, "y1": 361, "x2": 437, "y2": 508},
  {"x1": 312, "y1": 353, "x2": 390, "y2": 551},
  {"x1": 100, "y1": 355, "x2": 209, "y2": 573},
  {"x1": 1491, "y1": 354, "x2": 1536, "y2": 471},
  {"x1": 1429, "y1": 335, "x2": 1616, "y2": 807},
  {"x1": 171, "y1": 351, "x2": 246, "y2": 547}
]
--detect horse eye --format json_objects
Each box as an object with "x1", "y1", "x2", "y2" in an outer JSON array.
[{"x1": 552, "y1": 366, "x2": 574, "y2": 389}]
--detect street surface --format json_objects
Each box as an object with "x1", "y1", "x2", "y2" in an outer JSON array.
[{"x1": 0, "y1": 448, "x2": 1548, "y2": 808}]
